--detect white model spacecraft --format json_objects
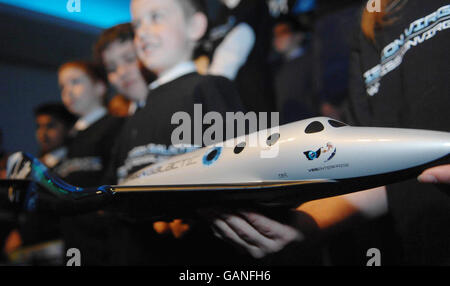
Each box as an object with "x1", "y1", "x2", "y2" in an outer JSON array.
[{"x1": 2, "y1": 117, "x2": 449, "y2": 218}]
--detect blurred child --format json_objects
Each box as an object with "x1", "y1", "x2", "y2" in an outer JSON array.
[
  {"x1": 56, "y1": 61, "x2": 122, "y2": 186},
  {"x1": 57, "y1": 60, "x2": 124, "y2": 266},
  {"x1": 2, "y1": 103, "x2": 76, "y2": 265},
  {"x1": 34, "y1": 103, "x2": 77, "y2": 169},
  {"x1": 121, "y1": 0, "x2": 244, "y2": 180},
  {"x1": 94, "y1": 23, "x2": 154, "y2": 116},
  {"x1": 103, "y1": 0, "x2": 250, "y2": 265}
]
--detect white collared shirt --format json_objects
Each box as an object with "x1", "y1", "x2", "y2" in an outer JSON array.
[
  {"x1": 149, "y1": 61, "x2": 197, "y2": 91},
  {"x1": 286, "y1": 46, "x2": 305, "y2": 61},
  {"x1": 128, "y1": 99, "x2": 147, "y2": 115},
  {"x1": 73, "y1": 107, "x2": 107, "y2": 132},
  {"x1": 128, "y1": 101, "x2": 138, "y2": 115}
]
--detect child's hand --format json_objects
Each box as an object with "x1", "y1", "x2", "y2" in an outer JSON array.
[
  {"x1": 209, "y1": 211, "x2": 306, "y2": 259},
  {"x1": 4, "y1": 229, "x2": 22, "y2": 255},
  {"x1": 153, "y1": 219, "x2": 190, "y2": 238},
  {"x1": 418, "y1": 165, "x2": 450, "y2": 184}
]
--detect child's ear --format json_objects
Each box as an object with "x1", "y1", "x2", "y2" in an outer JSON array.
[{"x1": 187, "y1": 12, "x2": 208, "y2": 42}]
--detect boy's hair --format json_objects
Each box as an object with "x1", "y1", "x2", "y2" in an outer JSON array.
[
  {"x1": 361, "y1": 0, "x2": 406, "y2": 42},
  {"x1": 93, "y1": 23, "x2": 134, "y2": 64},
  {"x1": 58, "y1": 60, "x2": 107, "y2": 85},
  {"x1": 176, "y1": 0, "x2": 207, "y2": 18},
  {"x1": 177, "y1": 0, "x2": 209, "y2": 47},
  {"x1": 34, "y1": 102, "x2": 78, "y2": 129},
  {"x1": 275, "y1": 15, "x2": 309, "y2": 33}
]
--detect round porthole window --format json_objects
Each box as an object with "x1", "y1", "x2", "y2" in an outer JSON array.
[
  {"x1": 202, "y1": 147, "x2": 222, "y2": 166},
  {"x1": 234, "y1": 142, "x2": 246, "y2": 154},
  {"x1": 328, "y1": 119, "x2": 347, "y2": 128},
  {"x1": 305, "y1": 121, "x2": 324, "y2": 134},
  {"x1": 266, "y1": 133, "x2": 280, "y2": 146}
]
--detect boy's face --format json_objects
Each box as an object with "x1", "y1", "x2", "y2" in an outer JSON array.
[
  {"x1": 102, "y1": 40, "x2": 148, "y2": 102},
  {"x1": 273, "y1": 23, "x2": 303, "y2": 55},
  {"x1": 58, "y1": 66, "x2": 104, "y2": 116},
  {"x1": 35, "y1": 114, "x2": 68, "y2": 154},
  {"x1": 131, "y1": 0, "x2": 200, "y2": 75}
]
